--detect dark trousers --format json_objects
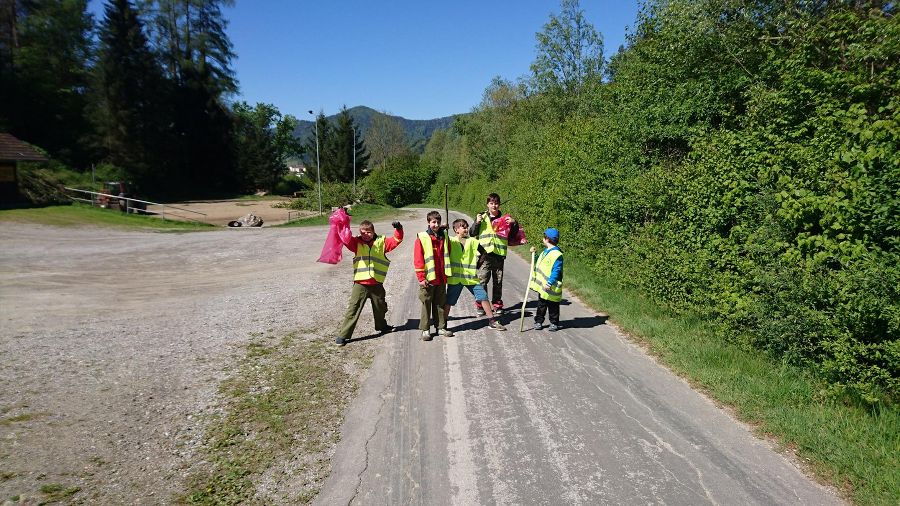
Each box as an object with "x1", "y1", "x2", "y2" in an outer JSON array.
[
  {"x1": 419, "y1": 283, "x2": 447, "y2": 331},
  {"x1": 338, "y1": 283, "x2": 388, "y2": 339},
  {"x1": 534, "y1": 297, "x2": 560, "y2": 325}
]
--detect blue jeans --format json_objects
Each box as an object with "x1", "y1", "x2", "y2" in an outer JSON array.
[{"x1": 446, "y1": 283, "x2": 488, "y2": 306}]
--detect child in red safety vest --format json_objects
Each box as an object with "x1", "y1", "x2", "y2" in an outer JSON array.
[
  {"x1": 335, "y1": 219, "x2": 403, "y2": 346},
  {"x1": 530, "y1": 228, "x2": 564, "y2": 331},
  {"x1": 413, "y1": 211, "x2": 453, "y2": 341}
]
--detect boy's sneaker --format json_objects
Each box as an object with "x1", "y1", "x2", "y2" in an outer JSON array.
[
  {"x1": 377, "y1": 325, "x2": 394, "y2": 334},
  {"x1": 475, "y1": 303, "x2": 486, "y2": 316},
  {"x1": 487, "y1": 320, "x2": 506, "y2": 331},
  {"x1": 438, "y1": 328, "x2": 454, "y2": 337},
  {"x1": 335, "y1": 337, "x2": 347, "y2": 346},
  {"x1": 548, "y1": 324, "x2": 561, "y2": 332},
  {"x1": 421, "y1": 330, "x2": 433, "y2": 341},
  {"x1": 532, "y1": 322, "x2": 544, "y2": 331}
]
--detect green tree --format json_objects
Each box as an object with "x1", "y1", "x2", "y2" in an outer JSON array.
[
  {"x1": 323, "y1": 106, "x2": 369, "y2": 185},
  {"x1": 232, "y1": 101, "x2": 300, "y2": 192},
  {"x1": 140, "y1": 0, "x2": 238, "y2": 197},
  {"x1": 92, "y1": 0, "x2": 172, "y2": 192},
  {"x1": 530, "y1": 0, "x2": 603, "y2": 96},
  {"x1": 2, "y1": 0, "x2": 95, "y2": 167},
  {"x1": 364, "y1": 111, "x2": 408, "y2": 169}
]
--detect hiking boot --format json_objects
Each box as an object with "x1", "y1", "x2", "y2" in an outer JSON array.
[
  {"x1": 438, "y1": 328, "x2": 454, "y2": 337},
  {"x1": 548, "y1": 324, "x2": 561, "y2": 332},
  {"x1": 487, "y1": 320, "x2": 506, "y2": 331},
  {"x1": 421, "y1": 330, "x2": 433, "y2": 341},
  {"x1": 335, "y1": 337, "x2": 347, "y2": 346},
  {"x1": 532, "y1": 322, "x2": 544, "y2": 331}
]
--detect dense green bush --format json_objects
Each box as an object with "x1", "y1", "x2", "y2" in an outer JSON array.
[
  {"x1": 363, "y1": 152, "x2": 435, "y2": 207},
  {"x1": 423, "y1": 0, "x2": 899, "y2": 404},
  {"x1": 286, "y1": 182, "x2": 361, "y2": 212},
  {"x1": 271, "y1": 174, "x2": 308, "y2": 196}
]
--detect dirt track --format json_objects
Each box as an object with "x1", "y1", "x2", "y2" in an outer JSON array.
[
  {"x1": 145, "y1": 199, "x2": 315, "y2": 226},
  {"x1": 0, "y1": 207, "x2": 424, "y2": 504}
]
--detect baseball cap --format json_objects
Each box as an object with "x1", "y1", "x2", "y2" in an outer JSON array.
[{"x1": 544, "y1": 228, "x2": 560, "y2": 241}]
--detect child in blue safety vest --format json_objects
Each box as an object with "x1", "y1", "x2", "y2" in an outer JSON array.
[
  {"x1": 530, "y1": 228, "x2": 564, "y2": 331},
  {"x1": 444, "y1": 218, "x2": 507, "y2": 331}
]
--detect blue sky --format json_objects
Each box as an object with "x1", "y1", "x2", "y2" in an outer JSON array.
[{"x1": 90, "y1": 1, "x2": 641, "y2": 120}]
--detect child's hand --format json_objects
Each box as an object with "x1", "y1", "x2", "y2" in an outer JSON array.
[{"x1": 530, "y1": 246, "x2": 536, "y2": 253}]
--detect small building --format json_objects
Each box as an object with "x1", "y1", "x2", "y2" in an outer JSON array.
[{"x1": 0, "y1": 133, "x2": 48, "y2": 205}]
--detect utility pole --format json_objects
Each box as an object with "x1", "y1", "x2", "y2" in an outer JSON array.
[{"x1": 308, "y1": 110, "x2": 322, "y2": 215}]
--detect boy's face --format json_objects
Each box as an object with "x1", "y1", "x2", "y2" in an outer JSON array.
[
  {"x1": 487, "y1": 199, "x2": 500, "y2": 214},
  {"x1": 454, "y1": 223, "x2": 469, "y2": 238},
  {"x1": 428, "y1": 217, "x2": 441, "y2": 233},
  {"x1": 359, "y1": 227, "x2": 374, "y2": 241}
]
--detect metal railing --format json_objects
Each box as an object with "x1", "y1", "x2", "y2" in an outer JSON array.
[{"x1": 64, "y1": 187, "x2": 207, "y2": 223}]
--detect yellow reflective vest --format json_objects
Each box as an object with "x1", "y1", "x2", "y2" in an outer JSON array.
[
  {"x1": 448, "y1": 237, "x2": 480, "y2": 286},
  {"x1": 417, "y1": 231, "x2": 451, "y2": 282},
  {"x1": 476, "y1": 215, "x2": 508, "y2": 257},
  {"x1": 530, "y1": 248, "x2": 563, "y2": 302},
  {"x1": 353, "y1": 236, "x2": 390, "y2": 283}
]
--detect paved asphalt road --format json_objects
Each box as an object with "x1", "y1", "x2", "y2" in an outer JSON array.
[{"x1": 315, "y1": 210, "x2": 843, "y2": 505}]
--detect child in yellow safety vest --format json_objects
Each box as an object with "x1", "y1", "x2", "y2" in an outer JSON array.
[
  {"x1": 413, "y1": 211, "x2": 453, "y2": 341},
  {"x1": 530, "y1": 228, "x2": 564, "y2": 331},
  {"x1": 472, "y1": 193, "x2": 518, "y2": 315},
  {"x1": 334, "y1": 219, "x2": 403, "y2": 346},
  {"x1": 444, "y1": 218, "x2": 507, "y2": 331}
]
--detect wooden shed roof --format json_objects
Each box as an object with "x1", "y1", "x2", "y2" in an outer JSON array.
[{"x1": 0, "y1": 133, "x2": 48, "y2": 162}]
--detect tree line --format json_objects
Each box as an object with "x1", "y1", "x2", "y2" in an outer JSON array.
[
  {"x1": 0, "y1": 0, "x2": 372, "y2": 199},
  {"x1": 418, "y1": 0, "x2": 898, "y2": 404}
]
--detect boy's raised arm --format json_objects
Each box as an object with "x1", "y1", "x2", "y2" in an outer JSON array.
[{"x1": 385, "y1": 221, "x2": 404, "y2": 251}]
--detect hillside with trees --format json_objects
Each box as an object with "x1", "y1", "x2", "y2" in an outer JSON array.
[{"x1": 294, "y1": 106, "x2": 457, "y2": 154}]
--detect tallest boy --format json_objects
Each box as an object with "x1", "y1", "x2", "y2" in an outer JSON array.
[{"x1": 472, "y1": 193, "x2": 518, "y2": 315}]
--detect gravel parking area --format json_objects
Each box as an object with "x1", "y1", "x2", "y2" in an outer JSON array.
[{"x1": 0, "y1": 209, "x2": 422, "y2": 504}]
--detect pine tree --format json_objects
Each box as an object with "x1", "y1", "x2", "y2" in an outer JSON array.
[
  {"x1": 93, "y1": 0, "x2": 171, "y2": 191},
  {"x1": 4, "y1": 0, "x2": 95, "y2": 167},
  {"x1": 324, "y1": 107, "x2": 369, "y2": 183},
  {"x1": 141, "y1": 0, "x2": 237, "y2": 196}
]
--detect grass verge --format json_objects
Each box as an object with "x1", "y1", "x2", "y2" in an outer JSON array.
[
  {"x1": 536, "y1": 248, "x2": 899, "y2": 506},
  {"x1": 276, "y1": 203, "x2": 413, "y2": 228},
  {"x1": 0, "y1": 203, "x2": 214, "y2": 230},
  {"x1": 181, "y1": 332, "x2": 374, "y2": 504}
]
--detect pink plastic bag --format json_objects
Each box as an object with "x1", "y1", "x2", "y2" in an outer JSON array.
[
  {"x1": 492, "y1": 214, "x2": 527, "y2": 246},
  {"x1": 508, "y1": 226, "x2": 527, "y2": 246},
  {"x1": 317, "y1": 208, "x2": 351, "y2": 264}
]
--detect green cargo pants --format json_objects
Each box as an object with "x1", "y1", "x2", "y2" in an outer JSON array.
[
  {"x1": 337, "y1": 283, "x2": 389, "y2": 340},
  {"x1": 418, "y1": 283, "x2": 447, "y2": 331}
]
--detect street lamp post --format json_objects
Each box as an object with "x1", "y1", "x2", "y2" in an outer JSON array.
[
  {"x1": 308, "y1": 110, "x2": 322, "y2": 215},
  {"x1": 351, "y1": 125, "x2": 357, "y2": 195}
]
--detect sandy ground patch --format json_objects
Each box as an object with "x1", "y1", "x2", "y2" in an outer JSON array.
[{"x1": 145, "y1": 199, "x2": 317, "y2": 226}]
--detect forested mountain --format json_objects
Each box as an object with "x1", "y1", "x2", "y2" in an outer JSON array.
[{"x1": 293, "y1": 106, "x2": 457, "y2": 152}]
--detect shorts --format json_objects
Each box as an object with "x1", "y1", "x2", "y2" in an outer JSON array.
[{"x1": 446, "y1": 283, "x2": 488, "y2": 306}]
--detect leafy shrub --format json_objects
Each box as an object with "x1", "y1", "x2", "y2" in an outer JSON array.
[
  {"x1": 363, "y1": 152, "x2": 434, "y2": 208},
  {"x1": 271, "y1": 174, "x2": 308, "y2": 196}
]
